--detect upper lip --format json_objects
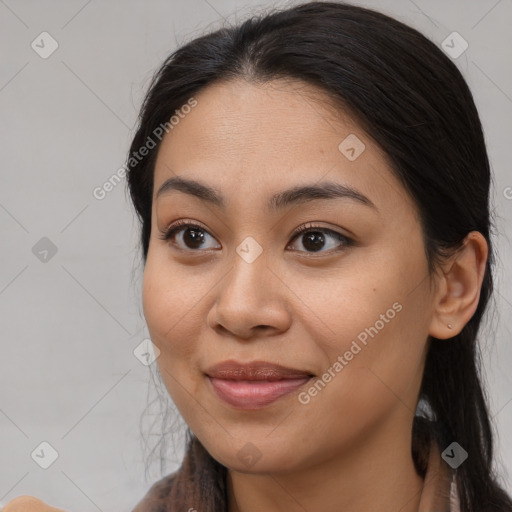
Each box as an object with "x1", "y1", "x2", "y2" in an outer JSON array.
[{"x1": 205, "y1": 360, "x2": 314, "y2": 381}]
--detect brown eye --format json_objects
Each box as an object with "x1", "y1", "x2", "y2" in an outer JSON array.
[
  {"x1": 159, "y1": 221, "x2": 221, "y2": 251},
  {"x1": 288, "y1": 225, "x2": 353, "y2": 253}
]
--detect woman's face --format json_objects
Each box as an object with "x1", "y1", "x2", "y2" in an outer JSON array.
[{"x1": 142, "y1": 78, "x2": 438, "y2": 473}]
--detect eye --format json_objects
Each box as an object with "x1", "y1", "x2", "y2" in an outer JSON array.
[
  {"x1": 158, "y1": 220, "x2": 353, "y2": 254},
  {"x1": 158, "y1": 219, "x2": 220, "y2": 251},
  {"x1": 287, "y1": 223, "x2": 353, "y2": 254}
]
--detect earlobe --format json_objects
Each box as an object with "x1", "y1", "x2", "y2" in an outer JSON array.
[{"x1": 428, "y1": 231, "x2": 488, "y2": 340}]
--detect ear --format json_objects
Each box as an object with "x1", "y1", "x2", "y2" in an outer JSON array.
[{"x1": 428, "y1": 231, "x2": 488, "y2": 340}]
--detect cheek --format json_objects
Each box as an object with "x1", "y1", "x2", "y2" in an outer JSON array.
[
  {"x1": 142, "y1": 255, "x2": 199, "y2": 363},
  {"x1": 142, "y1": 262, "x2": 194, "y2": 415},
  {"x1": 141, "y1": 252, "x2": 213, "y2": 401},
  {"x1": 294, "y1": 252, "x2": 430, "y2": 415},
  {"x1": 294, "y1": 302, "x2": 428, "y2": 456},
  {"x1": 142, "y1": 258, "x2": 172, "y2": 343}
]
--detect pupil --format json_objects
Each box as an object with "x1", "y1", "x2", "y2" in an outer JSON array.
[
  {"x1": 304, "y1": 232, "x2": 324, "y2": 252},
  {"x1": 184, "y1": 228, "x2": 205, "y2": 249}
]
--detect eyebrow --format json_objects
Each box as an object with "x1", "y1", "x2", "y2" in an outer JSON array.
[{"x1": 155, "y1": 176, "x2": 377, "y2": 212}]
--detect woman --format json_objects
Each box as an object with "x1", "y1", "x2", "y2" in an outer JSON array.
[{"x1": 6, "y1": 1, "x2": 511, "y2": 511}]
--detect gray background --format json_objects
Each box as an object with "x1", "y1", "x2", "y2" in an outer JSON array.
[{"x1": 1, "y1": 0, "x2": 511, "y2": 510}]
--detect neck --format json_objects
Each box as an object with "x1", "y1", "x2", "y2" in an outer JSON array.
[{"x1": 227, "y1": 413, "x2": 424, "y2": 512}]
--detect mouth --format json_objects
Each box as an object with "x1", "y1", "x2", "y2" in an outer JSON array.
[{"x1": 205, "y1": 360, "x2": 314, "y2": 409}]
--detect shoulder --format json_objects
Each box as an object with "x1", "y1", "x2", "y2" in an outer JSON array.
[{"x1": 131, "y1": 474, "x2": 177, "y2": 512}]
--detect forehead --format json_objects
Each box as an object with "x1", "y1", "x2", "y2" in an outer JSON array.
[
  {"x1": 156, "y1": 78, "x2": 361, "y2": 167},
  {"x1": 152, "y1": 78, "x2": 413, "y2": 219}
]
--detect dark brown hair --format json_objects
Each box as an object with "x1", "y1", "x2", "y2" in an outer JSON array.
[{"x1": 127, "y1": 2, "x2": 512, "y2": 510}]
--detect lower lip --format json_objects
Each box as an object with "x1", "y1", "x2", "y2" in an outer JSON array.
[{"x1": 207, "y1": 376, "x2": 312, "y2": 409}]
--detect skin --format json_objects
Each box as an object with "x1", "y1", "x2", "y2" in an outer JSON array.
[
  {"x1": 2, "y1": 496, "x2": 65, "y2": 511},
  {"x1": 141, "y1": 78, "x2": 488, "y2": 512},
  {"x1": 4, "y1": 79, "x2": 487, "y2": 511}
]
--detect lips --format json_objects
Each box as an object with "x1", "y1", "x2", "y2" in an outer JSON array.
[
  {"x1": 205, "y1": 360, "x2": 314, "y2": 409},
  {"x1": 205, "y1": 360, "x2": 313, "y2": 380}
]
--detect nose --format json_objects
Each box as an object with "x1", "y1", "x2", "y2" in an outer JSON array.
[{"x1": 207, "y1": 245, "x2": 292, "y2": 340}]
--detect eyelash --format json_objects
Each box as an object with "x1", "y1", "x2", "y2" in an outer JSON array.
[{"x1": 158, "y1": 219, "x2": 354, "y2": 254}]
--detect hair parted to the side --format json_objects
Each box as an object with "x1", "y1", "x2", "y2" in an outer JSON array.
[{"x1": 126, "y1": 2, "x2": 512, "y2": 511}]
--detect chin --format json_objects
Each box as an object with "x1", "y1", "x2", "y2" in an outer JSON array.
[{"x1": 207, "y1": 440, "x2": 305, "y2": 475}]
